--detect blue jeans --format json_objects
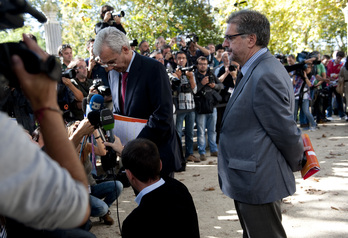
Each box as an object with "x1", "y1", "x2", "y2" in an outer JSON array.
[
  {"x1": 294, "y1": 99, "x2": 316, "y2": 127},
  {"x1": 176, "y1": 110, "x2": 195, "y2": 158},
  {"x1": 196, "y1": 108, "x2": 218, "y2": 155},
  {"x1": 90, "y1": 180, "x2": 123, "y2": 217}
]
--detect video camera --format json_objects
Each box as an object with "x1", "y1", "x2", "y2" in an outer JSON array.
[
  {"x1": 285, "y1": 51, "x2": 321, "y2": 78},
  {"x1": 0, "y1": 0, "x2": 61, "y2": 89}
]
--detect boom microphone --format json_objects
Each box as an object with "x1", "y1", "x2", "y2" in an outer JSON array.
[{"x1": 100, "y1": 108, "x2": 115, "y2": 143}]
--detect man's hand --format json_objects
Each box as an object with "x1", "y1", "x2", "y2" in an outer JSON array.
[
  {"x1": 88, "y1": 58, "x2": 96, "y2": 71},
  {"x1": 113, "y1": 15, "x2": 121, "y2": 24},
  {"x1": 103, "y1": 11, "x2": 112, "y2": 22},
  {"x1": 201, "y1": 76, "x2": 209, "y2": 85},
  {"x1": 62, "y1": 77, "x2": 73, "y2": 87},
  {"x1": 74, "y1": 119, "x2": 95, "y2": 137},
  {"x1": 104, "y1": 135, "x2": 123, "y2": 154},
  {"x1": 186, "y1": 71, "x2": 194, "y2": 81},
  {"x1": 174, "y1": 69, "x2": 182, "y2": 79}
]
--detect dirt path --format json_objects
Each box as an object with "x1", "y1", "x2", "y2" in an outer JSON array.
[{"x1": 91, "y1": 115, "x2": 348, "y2": 238}]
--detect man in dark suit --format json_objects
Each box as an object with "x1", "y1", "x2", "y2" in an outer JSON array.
[
  {"x1": 120, "y1": 138, "x2": 200, "y2": 238},
  {"x1": 93, "y1": 27, "x2": 183, "y2": 176},
  {"x1": 218, "y1": 10, "x2": 306, "y2": 238}
]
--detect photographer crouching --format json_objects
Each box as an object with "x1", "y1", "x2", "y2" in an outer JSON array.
[{"x1": 194, "y1": 56, "x2": 223, "y2": 161}]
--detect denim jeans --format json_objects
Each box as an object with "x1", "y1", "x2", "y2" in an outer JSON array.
[
  {"x1": 196, "y1": 108, "x2": 218, "y2": 155},
  {"x1": 90, "y1": 180, "x2": 123, "y2": 217},
  {"x1": 176, "y1": 110, "x2": 195, "y2": 158},
  {"x1": 294, "y1": 99, "x2": 316, "y2": 127}
]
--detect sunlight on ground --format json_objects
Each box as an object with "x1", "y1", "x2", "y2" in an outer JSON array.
[
  {"x1": 186, "y1": 164, "x2": 217, "y2": 167},
  {"x1": 217, "y1": 215, "x2": 239, "y2": 221}
]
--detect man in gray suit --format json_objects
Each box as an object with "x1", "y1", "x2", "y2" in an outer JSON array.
[{"x1": 218, "y1": 10, "x2": 305, "y2": 238}]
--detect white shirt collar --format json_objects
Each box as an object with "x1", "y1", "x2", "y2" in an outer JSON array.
[{"x1": 134, "y1": 178, "x2": 165, "y2": 205}]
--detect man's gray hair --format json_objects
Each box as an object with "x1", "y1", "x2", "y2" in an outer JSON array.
[
  {"x1": 227, "y1": 10, "x2": 270, "y2": 48},
  {"x1": 93, "y1": 27, "x2": 130, "y2": 56}
]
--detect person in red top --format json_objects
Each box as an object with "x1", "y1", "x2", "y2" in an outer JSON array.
[{"x1": 326, "y1": 51, "x2": 346, "y2": 120}]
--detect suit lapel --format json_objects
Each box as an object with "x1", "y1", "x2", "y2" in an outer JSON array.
[
  {"x1": 124, "y1": 53, "x2": 142, "y2": 114},
  {"x1": 221, "y1": 51, "x2": 272, "y2": 127}
]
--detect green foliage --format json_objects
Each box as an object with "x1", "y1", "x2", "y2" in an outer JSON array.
[
  {"x1": 0, "y1": 0, "x2": 346, "y2": 58},
  {"x1": 215, "y1": 0, "x2": 347, "y2": 55}
]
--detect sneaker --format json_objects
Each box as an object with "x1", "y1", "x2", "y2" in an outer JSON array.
[
  {"x1": 326, "y1": 117, "x2": 333, "y2": 121},
  {"x1": 309, "y1": 127, "x2": 317, "y2": 131},
  {"x1": 340, "y1": 116, "x2": 348, "y2": 120},
  {"x1": 210, "y1": 151, "x2": 218, "y2": 157},
  {"x1": 186, "y1": 154, "x2": 200, "y2": 163},
  {"x1": 100, "y1": 210, "x2": 114, "y2": 225},
  {"x1": 200, "y1": 154, "x2": 207, "y2": 161}
]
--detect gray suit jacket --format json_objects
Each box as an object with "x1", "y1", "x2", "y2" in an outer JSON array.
[{"x1": 218, "y1": 51, "x2": 304, "y2": 205}]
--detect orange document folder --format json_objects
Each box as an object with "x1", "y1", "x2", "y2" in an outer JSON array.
[{"x1": 301, "y1": 133, "x2": 320, "y2": 180}]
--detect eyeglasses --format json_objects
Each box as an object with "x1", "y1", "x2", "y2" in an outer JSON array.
[
  {"x1": 100, "y1": 63, "x2": 117, "y2": 68},
  {"x1": 76, "y1": 66, "x2": 87, "y2": 70},
  {"x1": 224, "y1": 33, "x2": 246, "y2": 41}
]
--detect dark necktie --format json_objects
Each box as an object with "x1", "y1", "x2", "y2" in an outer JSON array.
[
  {"x1": 235, "y1": 71, "x2": 243, "y2": 88},
  {"x1": 120, "y1": 72, "x2": 128, "y2": 114}
]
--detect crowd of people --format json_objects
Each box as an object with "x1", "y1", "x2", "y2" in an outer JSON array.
[{"x1": 1, "y1": 3, "x2": 348, "y2": 238}]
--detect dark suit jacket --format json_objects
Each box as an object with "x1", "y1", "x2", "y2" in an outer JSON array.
[
  {"x1": 218, "y1": 51, "x2": 304, "y2": 205},
  {"x1": 109, "y1": 53, "x2": 183, "y2": 174},
  {"x1": 121, "y1": 177, "x2": 200, "y2": 238}
]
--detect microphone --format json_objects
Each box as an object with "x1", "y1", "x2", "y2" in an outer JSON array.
[
  {"x1": 100, "y1": 108, "x2": 115, "y2": 143},
  {"x1": 89, "y1": 94, "x2": 104, "y2": 111},
  {"x1": 86, "y1": 93, "x2": 104, "y2": 117},
  {"x1": 87, "y1": 110, "x2": 106, "y2": 142}
]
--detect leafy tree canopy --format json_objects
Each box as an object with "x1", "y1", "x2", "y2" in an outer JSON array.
[{"x1": 0, "y1": 0, "x2": 346, "y2": 59}]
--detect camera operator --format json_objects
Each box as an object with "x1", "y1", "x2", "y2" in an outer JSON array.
[
  {"x1": 171, "y1": 51, "x2": 199, "y2": 163},
  {"x1": 85, "y1": 38, "x2": 109, "y2": 87},
  {"x1": 177, "y1": 34, "x2": 210, "y2": 66},
  {"x1": 1, "y1": 34, "x2": 91, "y2": 237},
  {"x1": 65, "y1": 58, "x2": 94, "y2": 120},
  {"x1": 215, "y1": 52, "x2": 239, "y2": 144},
  {"x1": 194, "y1": 56, "x2": 223, "y2": 161},
  {"x1": 95, "y1": 5, "x2": 126, "y2": 35},
  {"x1": 161, "y1": 44, "x2": 177, "y2": 72}
]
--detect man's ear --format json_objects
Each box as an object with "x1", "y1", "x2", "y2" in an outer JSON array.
[
  {"x1": 122, "y1": 46, "x2": 130, "y2": 55},
  {"x1": 247, "y1": 34, "x2": 257, "y2": 48},
  {"x1": 125, "y1": 169, "x2": 133, "y2": 181},
  {"x1": 159, "y1": 160, "x2": 162, "y2": 172}
]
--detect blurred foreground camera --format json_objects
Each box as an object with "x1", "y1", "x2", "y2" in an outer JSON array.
[
  {"x1": 62, "y1": 68, "x2": 76, "y2": 79},
  {"x1": 0, "y1": 42, "x2": 61, "y2": 88}
]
